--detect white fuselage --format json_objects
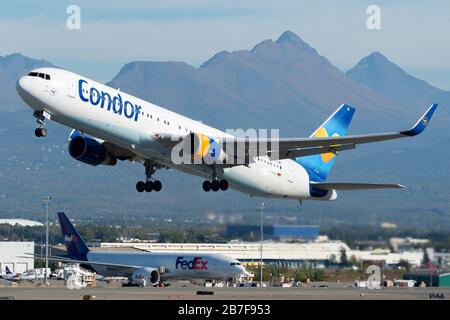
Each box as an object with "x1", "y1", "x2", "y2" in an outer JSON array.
[
  {"x1": 16, "y1": 67, "x2": 333, "y2": 200},
  {"x1": 86, "y1": 251, "x2": 246, "y2": 281}
]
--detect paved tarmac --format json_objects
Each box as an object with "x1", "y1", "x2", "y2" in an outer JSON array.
[{"x1": 1, "y1": 285, "x2": 449, "y2": 300}]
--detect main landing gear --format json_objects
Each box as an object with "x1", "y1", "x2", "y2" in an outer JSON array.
[
  {"x1": 33, "y1": 110, "x2": 48, "y2": 137},
  {"x1": 202, "y1": 179, "x2": 228, "y2": 192},
  {"x1": 136, "y1": 160, "x2": 162, "y2": 193}
]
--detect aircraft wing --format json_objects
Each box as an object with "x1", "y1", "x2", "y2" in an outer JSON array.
[
  {"x1": 311, "y1": 182, "x2": 405, "y2": 190},
  {"x1": 155, "y1": 104, "x2": 437, "y2": 165},
  {"x1": 223, "y1": 104, "x2": 437, "y2": 161}
]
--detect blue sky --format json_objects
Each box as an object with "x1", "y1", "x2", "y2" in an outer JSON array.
[{"x1": 1, "y1": 0, "x2": 449, "y2": 89}]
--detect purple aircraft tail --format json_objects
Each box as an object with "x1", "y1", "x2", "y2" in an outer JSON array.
[{"x1": 58, "y1": 212, "x2": 89, "y2": 260}]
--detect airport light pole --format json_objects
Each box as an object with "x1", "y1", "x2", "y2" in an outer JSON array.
[
  {"x1": 258, "y1": 202, "x2": 266, "y2": 288},
  {"x1": 42, "y1": 196, "x2": 51, "y2": 285}
]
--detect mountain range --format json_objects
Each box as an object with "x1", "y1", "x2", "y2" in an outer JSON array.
[
  {"x1": 0, "y1": 31, "x2": 449, "y2": 229},
  {"x1": 0, "y1": 53, "x2": 53, "y2": 112},
  {"x1": 347, "y1": 51, "x2": 450, "y2": 114},
  {"x1": 108, "y1": 31, "x2": 405, "y2": 134}
]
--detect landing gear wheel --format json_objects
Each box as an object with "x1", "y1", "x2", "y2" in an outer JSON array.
[
  {"x1": 211, "y1": 180, "x2": 220, "y2": 192},
  {"x1": 219, "y1": 180, "x2": 229, "y2": 191},
  {"x1": 136, "y1": 181, "x2": 145, "y2": 192},
  {"x1": 138, "y1": 160, "x2": 163, "y2": 193},
  {"x1": 153, "y1": 180, "x2": 162, "y2": 192},
  {"x1": 35, "y1": 127, "x2": 47, "y2": 137},
  {"x1": 202, "y1": 180, "x2": 212, "y2": 192},
  {"x1": 145, "y1": 181, "x2": 153, "y2": 192}
]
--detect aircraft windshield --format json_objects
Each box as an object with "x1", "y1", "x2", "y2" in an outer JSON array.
[{"x1": 28, "y1": 72, "x2": 51, "y2": 80}]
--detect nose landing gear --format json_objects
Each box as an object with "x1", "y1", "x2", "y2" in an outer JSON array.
[
  {"x1": 33, "y1": 110, "x2": 49, "y2": 137},
  {"x1": 35, "y1": 127, "x2": 47, "y2": 137}
]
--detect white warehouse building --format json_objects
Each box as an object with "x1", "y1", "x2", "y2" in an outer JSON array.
[
  {"x1": 0, "y1": 242, "x2": 35, "y2": 273},
  {"x1": 0, "y1": 219, "x2": 43, "y2": 227}
]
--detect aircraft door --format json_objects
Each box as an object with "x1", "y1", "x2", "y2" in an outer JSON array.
[{"x1": 286, "y1": 162, "x2": 296, "y2": 183}]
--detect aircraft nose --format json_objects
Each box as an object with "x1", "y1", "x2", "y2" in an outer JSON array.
[
  {"x1": 16, "y1": 76, "x2": 28, "y2": 95},
  {"x1": 236, "y1": 265, "x2": 247, "y2": 274},
  {"x1": 16, "y1": 75, "x2": 34, "y2": 103},
  {"x1": 241, "y1": 267, "x2": 251, "y2": 276}
]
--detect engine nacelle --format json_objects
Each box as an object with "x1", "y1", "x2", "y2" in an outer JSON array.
[
  {"x1": 68, "y1": 135, "x2": 117, "y2": 166},
  {"x1": 182, "y1": 133, "x2": 229, "y2": 164},
  {"x1": 309, "y1": 186, "x2": 338, "y2": 201},
  {"x1": 131, "y1": 267, "x2": 160, "y2": 287}
]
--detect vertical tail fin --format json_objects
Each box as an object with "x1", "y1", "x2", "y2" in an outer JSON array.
[
  {"x1": 297, "y1": 104, "x2": 355, "y2": 181},
  {"x1": 57, "y1": 212, "x2": 89, "y2": 260},
  {"x1": 5, "y1": 266, "x2": 12, "y2": 274}
]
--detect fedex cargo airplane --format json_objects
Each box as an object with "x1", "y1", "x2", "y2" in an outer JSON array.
[
  {"x1": 16, "y1": 68, "x2": 437, "y2": 201},
  {"x1": 46, "y1": 213, "x2": 248, "y2": 286}
]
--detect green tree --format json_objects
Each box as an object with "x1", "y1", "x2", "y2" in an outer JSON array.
[
  {"x1": 422, "y1": 250, "x2": 430, "y2": 266},
  {"x1": 348, "y1": 255, "x2": 359, "y2": 268},
  {"x1": 397, "y1": 259, "x2": 411, "y2": 271},
  {"x1": 340, "y1": 248, "x2": 348, "y2": 266},
  {"x1": 314, "y1": 269, "x2": 325, "y2": 281}
]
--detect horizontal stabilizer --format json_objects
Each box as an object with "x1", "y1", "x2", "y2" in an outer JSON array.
[{"x1": 311, "y1": 182, "x2": 405, "y2": 190}]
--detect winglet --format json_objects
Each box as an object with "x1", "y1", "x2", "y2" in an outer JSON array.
[{"x1": 401, "y1": 104, "x2": 438, "y2": 136}]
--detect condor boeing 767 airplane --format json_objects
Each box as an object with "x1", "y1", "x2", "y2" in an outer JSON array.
[{"x1": 16, "y1": 67, "x2": 437, "y2": 201}]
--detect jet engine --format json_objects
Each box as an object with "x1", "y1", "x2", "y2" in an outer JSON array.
[
  {"x1": 309, "y1": 186, "x2": 338, "y2": 201},
  {"x1": 68, "y1": 135, "x2": 117, "y2": 166},
  {"x1": 131, "y1": 267, "x2": 160, "y2": 287}
]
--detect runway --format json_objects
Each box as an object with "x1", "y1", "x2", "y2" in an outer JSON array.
[{"x1": 1, "y1": 286, "x2": 449, "y2": 300}]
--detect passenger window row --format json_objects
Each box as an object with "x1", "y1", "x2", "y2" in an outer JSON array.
[
  {"x1": 257, "y1": 157, "x2": 282, "y2": 170},
  {"x1": 28, "y1": 72, "x2": 51, "y2": 80},
  {"x1": 138, "y1": 110, "x2": 190, "y2": 132}
]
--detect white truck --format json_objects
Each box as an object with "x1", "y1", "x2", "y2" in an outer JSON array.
[{"x1": 64, "y1": 264, "x2": 96, "y2": 290}]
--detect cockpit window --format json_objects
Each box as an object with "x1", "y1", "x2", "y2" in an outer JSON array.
[
  {"x1": 230, "y1": 262, "x2": 241, "y2": 266},
  {"x1": 28, "y1": 72, "x2": 51, "y2": 80}
]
